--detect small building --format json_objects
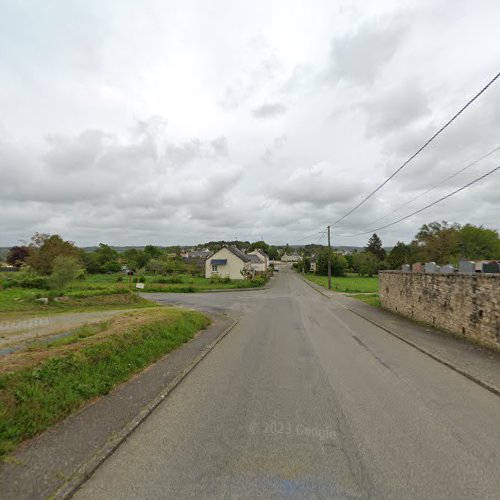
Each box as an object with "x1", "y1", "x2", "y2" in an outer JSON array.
[
  {"x1": 310, "y1": 257, "x2": 317, "y2": 273},
  {"x1": 247, "y1": 253, "x2": 266, "y2": 274},
  {"x1": 205, "y1": 246, "x2": 253, "y2": 279},
  {"x1": 248, "y1": 249, "x2": 269, "y2": 271}
]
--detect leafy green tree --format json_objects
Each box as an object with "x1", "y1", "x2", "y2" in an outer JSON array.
[
  {"x1": 298, "y1": 257, "x2": 311, "y2": 273},
  {"x1": 144, "y1": 245, "x2": 163, "y2": 259},
  {"x1": 267, "y1": 246, "x2": 279, "y2": 260},
  {"x1": 317, "y1": 248, "x2": 347, "y2": 276},
  {"x1": 147, "y1": 258, "x2": 169, "y2": 275},
  {"x1": 49, "y1": 256, "x2": 83, "y2": 291},
  {"x1": 365, "y1": 233, "x2": 386, "y2": 260},
  {"x1": 413, "y1": 221, "x2": 460, "y2": 264},
  {"x1": 123, "y1": 249, "x2": 151, "y2": 271},
  {"x1": 353, "y1": 252, "x2": 380, "y2": 277},
  {"x1": 27, "y1": 233, "x2": 81, "y2": 275},
  {"x1": 82, "y1": 244, "x2": 121, "y2": 273},
  {"x1": 248, "y1": 241, "x2": 270, "y2": 254},
  {"x1": 387, "y1": 242, "x2": 415, "y2": 269},
  {"x1": 458, "y1": 224, "x2": 500, "y2": 260},
  {"x1": 6, "y1": 246, "x2": 30, "y2": 268}
]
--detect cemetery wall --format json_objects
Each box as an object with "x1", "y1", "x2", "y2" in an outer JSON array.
[{"x1": 379, "y1": 271, "x2": 500, "y2": 348}]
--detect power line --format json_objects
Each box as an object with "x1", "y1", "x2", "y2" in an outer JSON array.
[
  {"x1": 331, "y1": 71, "x2": 500, "y2": 228},
  {"x1": 343, "y1": 165, "x2": 500, "y2": 237},
  {"x1": 365, "y1": 144, "x2": 500, "y2": 226},
  {"x1": 291, "y1": 230, "x2": 325, "y2": 244}
]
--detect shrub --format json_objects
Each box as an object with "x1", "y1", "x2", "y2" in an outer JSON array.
[
  {"x1": 2, "y1": 276, "x2": 50, "y2": 289},
  {"x1": 116, "y1": 276, "x2": 124, "y2": 282},
  {"x1": 155, "y1": 276, "x2": 183, "y2": 284},
  {"x1": 49, "y1": 256, "x2": 83, "y2": 291}
]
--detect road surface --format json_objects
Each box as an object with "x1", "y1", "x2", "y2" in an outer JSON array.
[{"x1": 75, "y1": 269, "x2": 500, "y2": 499}]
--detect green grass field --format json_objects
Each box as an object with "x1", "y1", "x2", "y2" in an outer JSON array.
[
  {"x1": 0, "y1": 272, "x2": 268, "y2": 315},
  {"x1": 303, "y1": 273, "x2": 379, "y2": 293},
  {"x1": 0, "y1": 307, "x2": 210, "y2": 457}
]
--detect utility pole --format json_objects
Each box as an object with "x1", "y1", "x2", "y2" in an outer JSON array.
[{"x1": 327, "y1": 225, "x2": 332, "y2": 290}]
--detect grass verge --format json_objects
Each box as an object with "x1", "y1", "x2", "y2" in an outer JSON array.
[
  {"x1": 349, "y1": 293, "x2": 380, "y2": 307},
  {"x1": 0, "y1": 307, "x2": 210, "y2": 457},
  {"x1": 302, "y1": 273, "x2": 379, "y2": 293},
  {"x1": 0, "y1": 290, "x2": 154, "y2": 318}
]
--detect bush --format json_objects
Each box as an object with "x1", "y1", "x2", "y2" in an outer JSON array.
[
  {"x1": 49, "y1": 256, "x2": 83, "y2": 291},
  {"x1": 317, "y1": 249, "x2": 347, "y2": 276},
  {"x1": 2, "y1": 276, "x2": 50, "y2": 289},
  {"x1": 155, "y1": 276, "x2": 183, "y2": 284},
  {"x1": 116, "y1": 276, "x2": 124, "y2": 282}
]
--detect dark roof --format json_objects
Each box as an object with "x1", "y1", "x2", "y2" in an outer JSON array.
[
  {"x1": 247, "y1": 254, "x2": 263, "y2": 263},
  {"x1": 227, "y1": 245, "x2": 251, "y2": 262}
]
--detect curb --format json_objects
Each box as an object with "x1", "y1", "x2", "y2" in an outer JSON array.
[
  {"x1": 299, "y1": 274, "x2": 500, "y2": 398},
  {"x1": 53, "y1": 317, "x2": 239, "y2": 499}
]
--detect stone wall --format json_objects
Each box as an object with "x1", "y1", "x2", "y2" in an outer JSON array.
[{"x1": 379, "y1": 271, "x2": 500, "y2": 348}]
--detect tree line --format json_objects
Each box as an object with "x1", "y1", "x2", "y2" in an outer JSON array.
[{"x1": 298, "y1": 221, "x2": 500, "y2": 277}]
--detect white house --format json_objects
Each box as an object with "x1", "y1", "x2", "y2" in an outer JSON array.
[
  {"x1": 205, "y1": 246, "x2": 253, "y2": 279},
  {"x1": 247, "y1": 253, "x2": 266, "y2": 273},
  {"x1": 310, "y1": 257, "x2": 317, "y2": 273},
  {"x1": 281, "y1": 252, "x2": 301, "y2": 263},
  {"x1": 248, "y1": 249, "x2": 269, "y2": 271}
]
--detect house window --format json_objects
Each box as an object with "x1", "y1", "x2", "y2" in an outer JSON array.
[{"x1": 211, "y1": 265, "x2": 218, "y2": 272}]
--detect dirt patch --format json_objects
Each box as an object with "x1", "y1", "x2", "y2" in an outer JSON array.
[{"x1": 0, "y1": 308, "x2": 179, "y2": 375}]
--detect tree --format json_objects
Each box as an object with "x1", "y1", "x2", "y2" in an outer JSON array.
[
  {"x1": 123, "y1": 249, "x2": 151, "y2": 271},
  {"x1": 387, "y1": 242, "x2": 415, "y2": 269},
  {"x1": 144, "y1": 245, "x2": 163, "y2": 259},
  {"x1": 267, "y1": 246, "x2": 279, "y2": 260},
  {"x1": 365, "y1": 233, "x2": 386, "y2": 260},
  {"x1": 27, "y1": 233, "x2": 81, "y2": 275},
  {"x1": 6, "y1": 246, "x2": 30, "y2": 268},
  {"x1": 248, "y1": 241, "x2": 270, "y2": 254},
  {"x1": 83, "y1": 243, "x2": 121, "y2": 273},
  {"x1": 458, "y1": 224, "x2": 500, "y2": 260},
  {"x1": 413, "y1": 221, "x2": 460, "y2": 264},
  {"x1": 317, "y1": 248, "x2": 347, "y2": 276},
  {"x1": 352, "y1": 252, "x2": 380, "y2": 277},
  {"x1": 298, "y1": 257, "x2": 311, "y2": 273},
  {"x1": 49, "y1": 256, "x2": 83, "y2": 291}
]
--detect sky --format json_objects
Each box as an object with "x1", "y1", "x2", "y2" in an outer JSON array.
[{"x1": 1, "y1": 0, "x2": 500, "y2": 248}]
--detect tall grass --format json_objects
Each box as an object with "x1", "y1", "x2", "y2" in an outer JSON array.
[{"x1": 0, "y1": 308, "x2": 210, "y2": 456}]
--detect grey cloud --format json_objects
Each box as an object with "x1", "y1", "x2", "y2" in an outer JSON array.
[
  {"x1": 273, "y1": 162, "x2": 361, "y2": 207},
  {"x1": 358, "y1": 81, "x2": 430, "y2": 136},
  {"x1": 330, "y1": 19, "x2": 408, "y2": 85},
  {"x1": 252, "y1": 102, "x2": 287, "y2": 118}
]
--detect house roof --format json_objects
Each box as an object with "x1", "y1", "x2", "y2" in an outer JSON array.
[
  {"x1": 247, "y1": 254, "x2": 263, "y2": 264},
  {"x1": 227, "y1": 245, "x2": 252, "y2": 263}
]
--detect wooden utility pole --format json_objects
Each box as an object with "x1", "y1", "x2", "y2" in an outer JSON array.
[{"x1": 327, "y1": 225, "x2": 332, "y2": 289}]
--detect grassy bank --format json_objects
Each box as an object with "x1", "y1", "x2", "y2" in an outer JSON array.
[
  {"x1": 0, "y1": 272, "x2": 268, "y2": 315},
  {"x1": 0, "y1": 307, "x2": 210, "y2": 456},
  {"x1": 142, "y1": 275, "x2": 268, "y2": 293},
  {"x1": 0, "y1": 288, "x2": 154, "y2": 316},
  {"x1": 303, "y1": 273, "x2": 379, "y2": 293}
]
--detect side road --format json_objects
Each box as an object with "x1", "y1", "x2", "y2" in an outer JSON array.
[
  {"x1": 301, "y1": 275, "x2": 500, "y2": 396},
  {"x1": 0, "y1": 313, "x2": 236, "y2": 500}
]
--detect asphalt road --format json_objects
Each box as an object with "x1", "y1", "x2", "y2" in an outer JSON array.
[{"x1": 75, "y1": 269, "x2": 500, "y2": 499}]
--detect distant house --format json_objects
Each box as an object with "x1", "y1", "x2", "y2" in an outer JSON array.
[
  {"x1": 248, "y1": 249, "x2": 269, "y2": 272},
  {"x1": 205, "y1": 246, "x2": 253, "y2": 279},
  {"x1": 281, "y1": 252, "x2": 300, "y2": 263},
  {"x1": 310, "y1": 256, "x2": 317, "y2": 273},
  {"x1": 182, "y1": 249, "x2": 211, "y2": 259}
]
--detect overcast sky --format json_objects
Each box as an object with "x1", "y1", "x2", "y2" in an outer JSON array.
[{"x1": 1, "y1": 0, "x2": 500, "y2": 248}]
